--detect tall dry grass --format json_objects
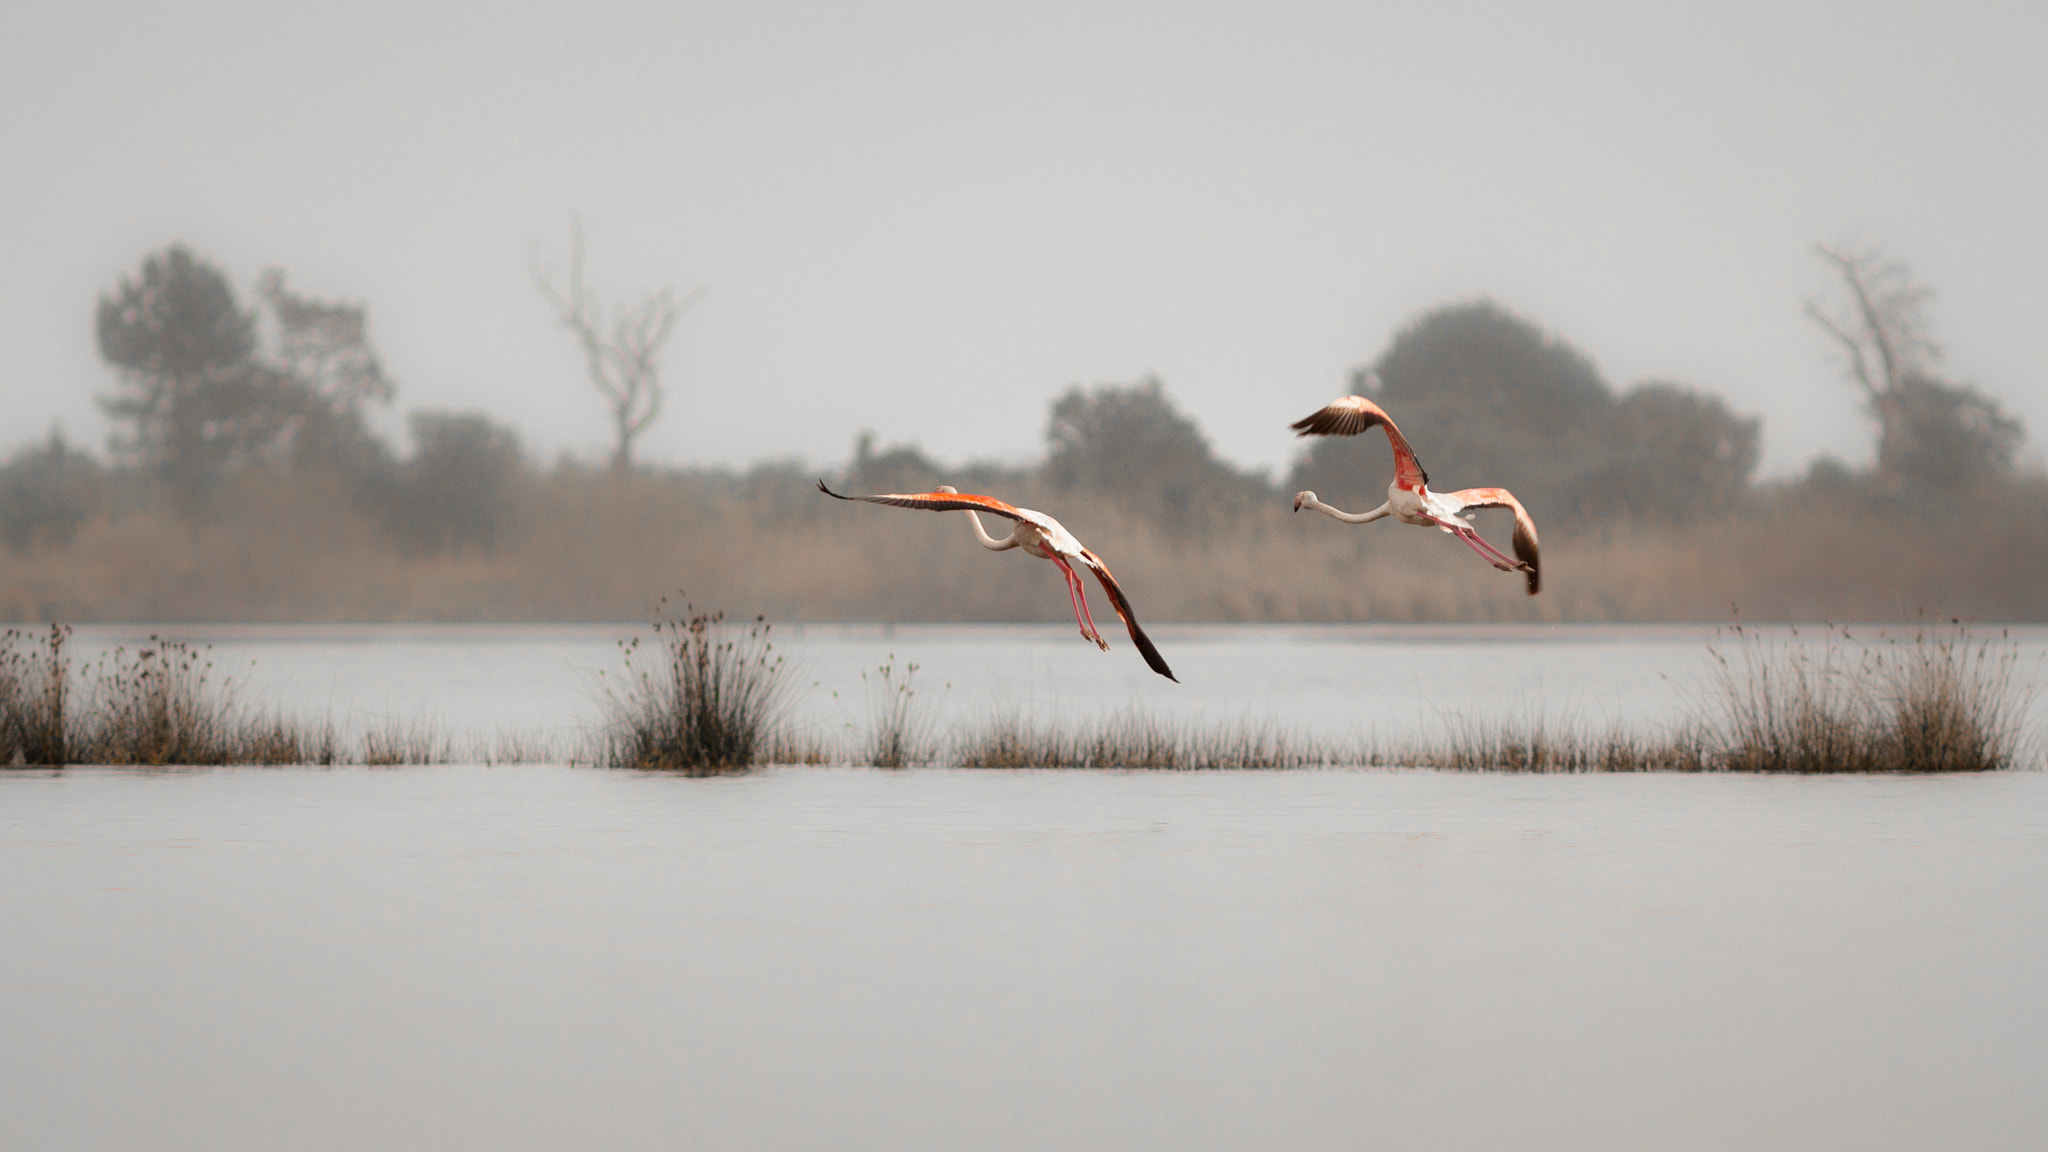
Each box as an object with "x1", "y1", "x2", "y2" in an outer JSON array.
[
  {"x1": 0, "y1": 625, "x2": 484, "y2": 767},
  {"x1": 856, "y1": 656, "x2": 938, "y2": 768},
  {"x1": 944, "y1": 624, "x2": 2032, "y2": 773},
  {"x1": 1, "y1": 624, "x2": 70, "y2": 764},
  {"x1": 595, "y1": 601, "x2": 806, "y2": 773},
  {"x1": 7, "y1": 464, "x2": 2047, "y2": 626},
  {"x1": 1706, "y1": 622, "x2": 2031, "y2": 773},
  {"x1": 952, "y1": 710, "x2": 1337, "y2": 769},
  {"x1": 62, "y1": 637, "x2": 334, "y2": 766},
  {"x1": 4, "y1": 595, "x2": 2036, "y2": 772}
]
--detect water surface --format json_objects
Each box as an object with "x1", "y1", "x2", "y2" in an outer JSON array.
[
  {"x1": 4, "y1": 765, "x2": 2045, "y2": 1150},
  {"x1": 53, "y1": 622, "x2": 2047, "y2": 750}
]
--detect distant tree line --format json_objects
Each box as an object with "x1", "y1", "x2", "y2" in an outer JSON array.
[
  {"x1": 1288, "y1": 300, "x2": 1762, "y2": 523},
  {"x1": 40, "y1": 243, "x2": 531, "y2": 556},
  {"x1": 0, "y1": 238, "x2": 2032, "y2": 571}
]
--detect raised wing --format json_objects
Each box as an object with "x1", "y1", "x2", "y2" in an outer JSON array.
[
  {"x1": 1077, "y1": 548, "x2": 1178, "y2": 682},
  {"x1": 817, "y1": 479, "x2": 1030, "y2": 523},
  {"x1": 1289, "y1": 396, "x2": 1429, "y2": 490},
  {"x1": 1447, "y1": 487, "x2": 1541, "y2": 595}
]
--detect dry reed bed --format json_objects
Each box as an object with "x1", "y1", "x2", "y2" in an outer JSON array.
[
  {"x1": 10, "y1": 467, "x2": 2048, "y2": 626},
  {"x1": 0, "y1": 625, "x2": 566, "y2": 767},
  {"x1": 5, "y1": 617, "x2": 2036, "y2": 773},
  {"x1": 603, "y1": 614, "x2": 2036, "y2": 775}
]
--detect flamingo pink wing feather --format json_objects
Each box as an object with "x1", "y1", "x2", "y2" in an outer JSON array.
[{"x1": 1289, "y1": 396, "x2": 1429, "y2": 491}]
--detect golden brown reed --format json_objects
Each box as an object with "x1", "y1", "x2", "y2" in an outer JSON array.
[{"x1": 8, "y1": 465, "x2": 2047, "y2": 626}]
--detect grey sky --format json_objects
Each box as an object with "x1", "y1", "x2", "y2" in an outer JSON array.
[{"x1": 5, "y1": 0, "x2": 2044, "y2": 480}]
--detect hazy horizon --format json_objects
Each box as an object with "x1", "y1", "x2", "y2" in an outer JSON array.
[{"x1": 6, "y1": 0, "x2": 2045, "y2": 481}]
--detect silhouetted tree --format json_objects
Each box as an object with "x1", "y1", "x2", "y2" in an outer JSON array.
[
  {"x1": 96, "y1": 247, "x2": 404, "y2": 502},
  {"x1": 1290, "y1": 301, "x2": 1613, "y2": 519},
  {"x1": 256, "y1": 269, "x2": 395, "y2": 480},
  {"x1": 1575, "y1": 382, "x2": 1761, "y2": 521},
  {"x1": 847, "y1": 431, "x2": 944, "y2": 494},
  {"x1": 532, "y1": 217, "x2": 701, "y2": 473},
  {"x1": 1044, "y1": 377, "x2": 1267, "y2": 533},
  {"x1": 0, "y1": 428, "x2": 104, "y2": 552},
  {"x1": 258, "y1": 269, "x2": 394, "y2": 415},
  {"x1": 1885, "y1": 372, "x2": 2024, "y2": 493},
  {"x1": 96, "y1": 246, "x2": 285, "y2": 493},
  {"x1": 1806, "y1": 242, "x2": 2023, "y2": 495},
  {"x1": 1291, "y1": 300, "x2": 1761, "y2": 522},
  {"x1": 387, "y1": 411, "x2": 523, "y2": 555}
]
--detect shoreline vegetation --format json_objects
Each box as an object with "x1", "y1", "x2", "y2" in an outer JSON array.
[
  {"x1": 7, "y1": 280, "x2": 2042, "y2": 629},
  {"x1": 4, "y1": 615, "x2": 2036, "y2": 774},
  {"x1": 8, "y1": 460, "x2": 2048, "y2": 628}
]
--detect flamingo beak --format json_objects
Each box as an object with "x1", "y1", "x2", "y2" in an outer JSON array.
[{"x1": 1292, "y1": 493, "x2": 1306, "y2": 512}]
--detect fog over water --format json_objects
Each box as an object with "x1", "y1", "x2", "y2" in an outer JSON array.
[{"x1": 6, "y1": 1, "x2": 2046, "y2": 477}]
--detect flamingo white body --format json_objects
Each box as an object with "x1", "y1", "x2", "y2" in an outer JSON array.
[
  {"x1": 817, "y1": 480, "x2": 1177, "y2": 681},
  {"x1": 1290, "y1": 395, "x2": 1542, "y2": 595}
]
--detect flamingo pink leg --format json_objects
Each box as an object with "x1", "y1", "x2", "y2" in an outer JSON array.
[
  {"x1": 1429, "y1": 516, "x2": 1524, "y2": 572},
  {"x1": 1049, "y1": 555, "x2": 1109, "y2": 649}
]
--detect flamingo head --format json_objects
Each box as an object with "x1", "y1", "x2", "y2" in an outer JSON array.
[{"x1": 1292, "y1": 490, "x2": 1317, "y2": 513}]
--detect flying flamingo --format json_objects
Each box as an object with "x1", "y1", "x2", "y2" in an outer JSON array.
[
  {"x1": 1289, "y1": 396, "x2": 1541, "y2": 594},
  {"x1": 817, "y1": 480, "x2": 1178, "y2": 681}
]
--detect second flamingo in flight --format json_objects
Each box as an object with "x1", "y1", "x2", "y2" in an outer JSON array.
[
  {"x1": 817, "y1": 480, "x2": 1178, "y2": 681},
  {"x1": 1290, "y1": 395, "x2": 1541, "y2": 594}
]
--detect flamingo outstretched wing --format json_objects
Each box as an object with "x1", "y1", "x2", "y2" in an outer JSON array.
[
  {"x1": 1077, "y1": 549, "x2": 1177, "y2": 682},
  {"x1": 816, "y1": 479, "x2": 1037, "y2": 522},
  {"x1": 1290, "y1": 396, "x2": 1429, "y2": 490},
  {"x1": 1446, "y1": 487, "x2": 1541, "y2": 595}
]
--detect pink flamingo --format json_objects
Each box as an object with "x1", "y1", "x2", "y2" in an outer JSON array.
[
  {"x1": 1290, "y1": 396, "x2": 1541, "y2": 594},
  {"x1": 818, "y1": 481, "x2": 1177, "y2": 681}
]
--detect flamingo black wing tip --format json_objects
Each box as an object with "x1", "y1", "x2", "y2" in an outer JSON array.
[
  {"x1": 817, "y1": 479, "x2": 853, "y2": 500},
  {"x1": 1135, "y1": 632, "x2": 1178, "y2": 682}
]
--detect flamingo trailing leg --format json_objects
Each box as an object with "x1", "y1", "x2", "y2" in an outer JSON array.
[
  {"x1": 1289, "y1": 396, "x2": 1542, "y2": 595},
  {"x1": 817, "y1": 480, "x2": 1178, "y2": 681}
]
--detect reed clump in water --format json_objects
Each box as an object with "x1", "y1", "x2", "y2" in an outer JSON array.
[
  {"x1": 597, "y1": 599, "x2": 798, "y2": 774},
  {"x1": 0, "y1": 625, "x2": 433, "y2": 767},
  {"x1": 1707, "y1": 621, "x2": 2030, "y2": 773},
  {"x1": 63, "y1": 637, "x2": 332, "y2": 766},
  {"x1": 5, "y1": 614, "x2": 2030, "y2": 772},
  {"x1": 858, "y1": 656, "x2": 937, "y2": 768},
  {"x1": 944, "y1": 623, "x2": 2030, "y2": 773},
  {"x1": 1, "y1": 624, "x2": 71, "y2": 765},
  {"x1": 952, "y1": 709, "x2": 1340, "y2": 770},
  {"x1": 1399, "y1": 715, "x2": 1712, "y2": 773},
  {"x1": 361, "y1": 718, "x2": 453, "y2": 766}
]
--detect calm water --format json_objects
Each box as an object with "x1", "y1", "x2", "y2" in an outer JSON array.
[
  {"x1": 7, "y1": 626, "x2": 2047, "y2": 1149},
  {"x1": 4, "y1": 765, "x2": 2046, "y2": 1150},
  {"x1": 46, "y1": 622, "x2": 2048, "y2": 750}
]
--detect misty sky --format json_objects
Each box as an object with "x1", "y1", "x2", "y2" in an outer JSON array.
[{"x1": 5, "y1": 0, "x2": 2044, "y2": 481}]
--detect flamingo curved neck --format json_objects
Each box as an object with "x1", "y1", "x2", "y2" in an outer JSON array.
[
  {"x1": 1308, "y1": 497, "x2": 1392, "y2": 525},
  {"x1": 963, "y1": 510, "x2": 1021, "y2": 550}
]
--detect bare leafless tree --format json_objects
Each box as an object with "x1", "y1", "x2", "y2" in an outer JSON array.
[
  {"x1": 532, "y1": 217, "x2": 702, "y2": 473},
  {"x1": 1805, "y1": 243, "x2": 1939, "y2": 462},
  {"x1": 1805, "y1": 242, "x2": 2022, "y2": 493}
]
